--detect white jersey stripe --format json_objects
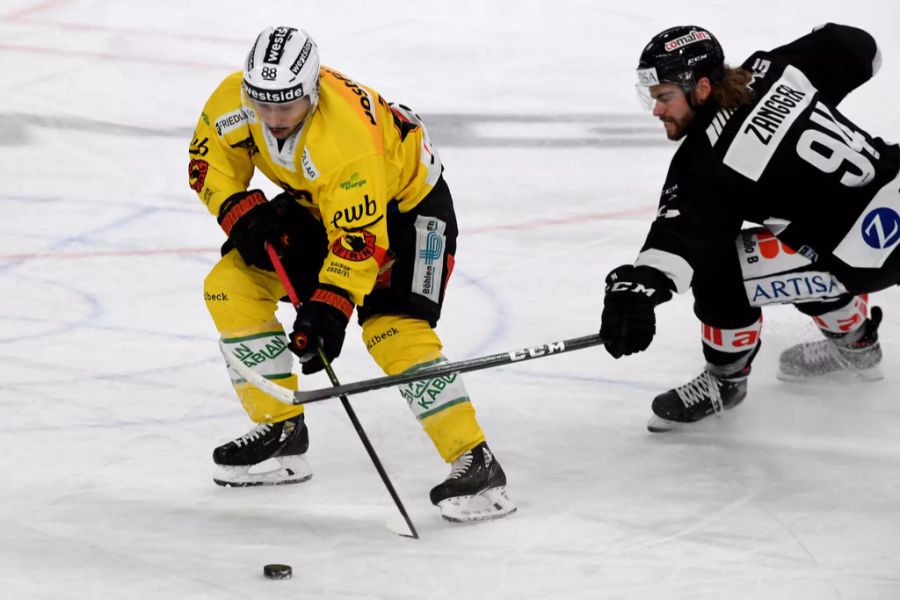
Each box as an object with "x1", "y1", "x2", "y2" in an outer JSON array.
[{"x1": 635, "y1": 248, "x2": 694, "y2": 294}]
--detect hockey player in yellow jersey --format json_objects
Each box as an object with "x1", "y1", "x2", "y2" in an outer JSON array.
[{"x1": 189, "y1": 26, "x2": 514, "y2": 521}]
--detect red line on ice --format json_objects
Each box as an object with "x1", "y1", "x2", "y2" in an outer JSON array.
[
  {"x1": 0, "y1": 43, "x2": 230, "y2": 69},
  {"x1": 1, "y1": 0, "x2": 69, "y2": 21},
  {"x1": 0, "y1": 206, "x2": 655, "y2": 262}
]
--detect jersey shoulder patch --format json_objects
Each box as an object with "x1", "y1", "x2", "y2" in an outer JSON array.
[{"x1": 203, "y1": 72, "x2": 249, "y2": 139}]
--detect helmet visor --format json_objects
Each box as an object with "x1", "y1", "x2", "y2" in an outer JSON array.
[
  {"x1": 635, "y1": 85, "x2": 656, "y2": 112},
  {"x1": 635, "y1": 67, "x2": 660, "y2": 111},
  {"x1": 634, "y1": 65, "x2": 696, "y2": 112},
  {"x1": 244, "y1": 89, "x2": 313, "y2": 139}
]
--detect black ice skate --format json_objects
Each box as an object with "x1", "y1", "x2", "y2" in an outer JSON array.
[
  {"x1": 429, "y1": 442, "x2": 516, "y2": 523},
  {"x1": 647, "y1": 367, "x2": 749, "y2": 432},
  {"x1": 213, "y1": 414, "x2": 312, "y2": 487},
  {"x1": 777, "y1": 307, "x2": 883, "y2": 381}
]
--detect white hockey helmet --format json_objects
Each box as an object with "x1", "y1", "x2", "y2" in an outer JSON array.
[{"x1": 242, "y1": 26, "x2": 320, "y2": 106}]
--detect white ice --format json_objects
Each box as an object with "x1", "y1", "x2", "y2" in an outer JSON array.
[{"x1": 2, "y1": 1, "x2": 899, "y2": 598}]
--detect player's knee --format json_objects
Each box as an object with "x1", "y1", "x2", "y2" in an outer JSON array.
[
  {"x1": 203, "y1": 261, "x2": 233, "y2": 309},
  {"x1": 793, "y1": 293, "x2": 857, "y2": 317},
  {"x1": 362, "y1": 315, "x2": 443, "y2": 375}
]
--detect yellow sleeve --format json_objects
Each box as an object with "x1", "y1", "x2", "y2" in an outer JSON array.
[
  {"x1": 317, "y1": 156, "x2": 391, "y2": 305},
  {"x1": 188, "y1": 72, "x2": 256, "y2": 217}
]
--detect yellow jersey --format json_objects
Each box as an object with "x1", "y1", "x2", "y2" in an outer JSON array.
[{"x1": 188, "y1": 67, "x2": 443, "y2": 305}]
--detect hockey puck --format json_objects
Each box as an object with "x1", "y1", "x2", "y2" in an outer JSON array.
[{"x1": 263, "y1": 564, "x2": 292, "y2": 580}]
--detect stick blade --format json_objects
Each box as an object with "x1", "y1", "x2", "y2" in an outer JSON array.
[{"x1": 385, "y1": 514, "x2": 419, "y2": 539}]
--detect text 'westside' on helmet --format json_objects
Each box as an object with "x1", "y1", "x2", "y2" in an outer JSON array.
[{"x1": 243, "y1": 26, "x2": 321, "y2": 106}]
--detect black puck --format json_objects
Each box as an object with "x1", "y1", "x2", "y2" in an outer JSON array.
[{"x1": 263, "y1": 564, "x2": 292, "y2": 580}]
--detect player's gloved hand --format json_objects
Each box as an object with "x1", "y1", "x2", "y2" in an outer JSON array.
[
  {"x1": 289, "y1": 286, "x2": 355, "y2": 374},
  {"x1": 218, "y1": 189, "x2": 280, "y2": 270},
  {"x1": 599, "y1": 265, "x2": 674, "y2": 359}
]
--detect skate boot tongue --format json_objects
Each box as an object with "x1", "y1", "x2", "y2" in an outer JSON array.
[
  {"x1": 446, "y1": 452, "x2": 473, "y2": 480},
  {"x1": 675, "y1": 371, "x2": 723, "y2": 411},
  {"x1": 234, "y1": 423, "x2": 273, "y2": 447}
]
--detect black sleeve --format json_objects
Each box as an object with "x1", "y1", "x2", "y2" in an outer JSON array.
[
  {"x1": 637, "y1": 151, "x2": 744, "y2": 292},
  {"x1": 769, "y1": 23, "x2": 879, "y2": 106},
  {"x1": 640, "y1": 189, "x2": 740, "y2": 279}
]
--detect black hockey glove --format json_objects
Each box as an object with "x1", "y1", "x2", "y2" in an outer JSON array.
[
  {"x1": 289, "y1": 286, "x2": 354, "y2": 375},
  {"x1": 599, "y1": 265, "x2": 674, "y2": 359},
  {"x1": 218, "y1": 189, "x2": 281, "y2": 270}
]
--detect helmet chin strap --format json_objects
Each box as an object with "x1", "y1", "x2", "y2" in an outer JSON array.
[
  {"x1": 684, "y1": 84, "x2": 702, "y2": 112},
  {"x1": 685, "y1": 89, "x2": 697, "y2": 109},
  {"x1": 684, "y1": 79, "x2": 713, "y2": 110}
]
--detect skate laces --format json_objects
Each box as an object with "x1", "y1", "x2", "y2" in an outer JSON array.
[
  {"x1": 799, "y1": 339, "x2": 840, "y2": 363},
  {"x1": 234, "y1": 423, "x2": 273, "y2": 447},
  {"x1": 675, "y1": 371, "x2": 723, "y2": 413},
  {"x1": 797, "y1": 337, "x2": 873, "y2": 370},
  {"x1": 447, "y1": 451, "x2": 474, "y2": 480}
]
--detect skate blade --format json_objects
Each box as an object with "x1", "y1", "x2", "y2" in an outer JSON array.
[
  {"x1": 775, "y1": 365, "x2": 884, "y2": 383},
  {"x1": 437, "y1": 486, "x2": 517, "y2": 523},
  {"x1": 646, "y1": 414, "x2": 726, "y2": 433},
  {"x1": 646, "y1": 415, "x2": 688, "y2": 433},
  {"x1": 385, "y1": 515, "x2": 419, "y2": 539},
  {"x1": 213, "y1": 455, "x2": 313, "y2": 488}
]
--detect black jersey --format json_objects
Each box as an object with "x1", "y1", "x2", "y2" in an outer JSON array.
[{"x1": 636, "y1": 24, "x2": 900, "y2": 295}]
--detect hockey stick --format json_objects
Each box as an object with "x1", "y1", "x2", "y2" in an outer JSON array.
[
  {"x1": 264, "y1": 243, "x2": 419, "y2": 539},
  {"x1": 222, "y1": 332, "x2": 605, "y2": 405},
  {"x1": 289, "y1": 332, "x2": 606, "y2": 404}
]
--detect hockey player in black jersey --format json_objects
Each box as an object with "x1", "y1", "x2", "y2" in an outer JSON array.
[{"x1": 599, "y1": 24, "x2": 893, "y2": 431}]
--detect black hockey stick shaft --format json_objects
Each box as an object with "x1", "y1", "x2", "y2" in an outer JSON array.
[
  {"x1": 291, "y1": 333, "x2": 606, "y2": 405},
  {"x1": 266, "y1": 244, "x2": 418, "y2": 539},
  {"x1": 318, "y1": 348, "x2": 419, "y2": 539}
]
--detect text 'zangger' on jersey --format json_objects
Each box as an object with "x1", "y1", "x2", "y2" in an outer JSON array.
[
  {"x1": 636, "y1": 24, "x2": 900, "y2": 296},
  {"x1": 188, "y1": 67, "x2": 443, "y2": 305}
]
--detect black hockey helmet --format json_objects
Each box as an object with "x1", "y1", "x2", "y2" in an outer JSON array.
[{"x1": 636, "y1": 25, "x2": 725, "y2": 94}]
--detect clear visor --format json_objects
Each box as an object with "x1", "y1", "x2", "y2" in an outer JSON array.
[
  {"x1": 634, "y1": 67, "x2": 695, "y2": 112},
  {"x1": 242, "y1": 91, "x2": 314, "y2": 140},
  {"x1": 635, "y1": 66, "x2": 661, "y2": 111},
  {"x1": 635, "y1": 84, "x2": 655, "y2": 111},
  {"x1": 636, "y1": 84, "x2": 695, "y2": 113}
]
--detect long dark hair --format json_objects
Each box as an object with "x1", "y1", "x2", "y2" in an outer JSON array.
[{"x1": 710, "y1": 65, "x2": 754, "y2": 108}]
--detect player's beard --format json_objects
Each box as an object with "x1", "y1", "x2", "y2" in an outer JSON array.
[{"x1": 661, "y1": 111, "x2": 694, "y2": 141}]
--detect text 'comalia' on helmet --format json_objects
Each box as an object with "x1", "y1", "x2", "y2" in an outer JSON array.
[
  {"x1": 243, "y1": 26, "x2": 321, "y2": 106},
  {"x1": 635, "y1": 25, "x2": 724, "y2": 104}
]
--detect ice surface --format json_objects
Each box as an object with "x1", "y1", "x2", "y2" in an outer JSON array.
[{"x1": 2, "y1": 1, "x2": 899, "y2": 598}]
